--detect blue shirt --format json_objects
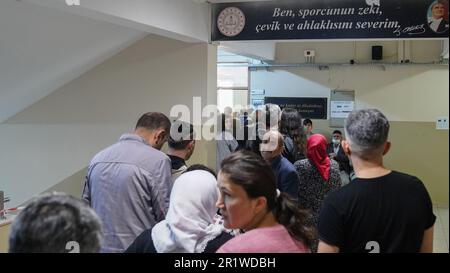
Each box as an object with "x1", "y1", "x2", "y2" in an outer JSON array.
[
  {"x1": 271, "y1": 155, "x2": 300, "y2": 202},
  {"x1": 82, "y1": 134, "x2": 172, "y2": 252}
]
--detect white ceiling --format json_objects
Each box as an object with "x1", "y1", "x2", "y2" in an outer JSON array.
[{"x1": 0, "y1": 0, "x2": 146, "y2": 123}]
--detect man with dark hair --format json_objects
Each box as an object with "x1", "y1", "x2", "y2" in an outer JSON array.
[
  {"x1": 303, "y1": 119, "x2": 314, "y2": 138},
  {"x1": 326, "y1": 129, "x2": 353, "y2": 185},
  {"x1": 9, "y1": 192, "x2": 102, "y2": 253},
  {"x1": 134, "y1": 112, "x2": 172, "y2": 150},
  {"x1": 82, "y1": 112, "x2": 172, "y2": 252},
  {"x1": 318, "y1": 109, "x2": 435, "y2": 253},
  {"x1": 167, "y1": 121, "x2": 195, "y2": 182}
]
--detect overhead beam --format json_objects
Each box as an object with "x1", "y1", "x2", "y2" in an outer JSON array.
[
  {"x1": 24, "y1": 0, "x2": 210, "y2": 43},
  {"x1": 219, "y1": 41, "x2": 276, "y2": 61}
]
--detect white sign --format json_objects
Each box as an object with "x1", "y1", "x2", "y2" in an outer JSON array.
[
  {"x1": 436, "y1": 116, "x2": 449, "y2": 130},
  {"x1": 331, "y1": 101, "x2": 354, "y2": 118},
  {"x1": 251, "y1": 89, "x2": 265, "y2": 95}
]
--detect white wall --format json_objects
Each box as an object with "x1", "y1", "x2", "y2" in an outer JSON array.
[
  {"x1": 0, "y1": 0, "x2": 146, "y2": 123},
  {"x1": 252, "y1": 66, "x2": 449, "y2": 123},
  {"x1": 1, "y1": 34, "x2": 217, "y2": 207},
  {"x1": 25, "y1": 0, "x2": 210, "y2": 43}
]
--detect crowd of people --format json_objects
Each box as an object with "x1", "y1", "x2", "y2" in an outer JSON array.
[{"x1": 8, "y1": 105, "x2": 436, "y2": 253}]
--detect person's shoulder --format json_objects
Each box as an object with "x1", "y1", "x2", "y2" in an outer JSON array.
[
  {"x1": 89, "y1": 141, "x2": 119, "y2": 163},
  {"x1": 330, "y1": 159, "x2": 340, "y2": 168},
  {"x1": 324, "y1": 180, "x2": 357, "y2": 204},
  {"x1": 217, "y1": 232, "x2": 250, "y2": 252},
  {"x1": 124, "y1": 228, "x2": 154, "y2": 253},
  {"x1": 294, "y1": 158, "x2": 310, "y2": 169},
  {"x1": 206, "y1": 231, "x2": 234, "y2": 251},
  {"x1": 388, "y1": 171, "x2": 427, "y2": 190},
  {"x1": 218, "y1": 226, "x2": 283, "y2": 252},
  {"x1": 388, "y1": 170, "x2": 422, "y2": 183},
  {"x1": 281, "y1": 156, "x2": 296, "y2": 171},
  {"x1": 148, "y1": 148, "x2": 170, "y2": 162}
]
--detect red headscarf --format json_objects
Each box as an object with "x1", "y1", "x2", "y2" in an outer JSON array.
[{"x1": 306, "y1": 134, "x2": 330, "y2": 181}]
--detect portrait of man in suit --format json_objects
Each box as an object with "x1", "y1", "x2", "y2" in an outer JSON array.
[{"x1": 428, "y1": 0, "x2": 449, "y2": 33}]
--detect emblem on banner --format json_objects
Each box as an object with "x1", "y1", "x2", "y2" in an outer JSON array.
[{"x1": 217, "y1": 7, "x2": 246, "y2": 37}]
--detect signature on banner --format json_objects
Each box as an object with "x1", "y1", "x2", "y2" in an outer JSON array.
[{"x1": 393, "y1": 24, "x2": 426, "y2": 36}]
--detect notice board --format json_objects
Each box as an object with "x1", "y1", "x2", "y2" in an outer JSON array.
[
  {"x1": 330, "y1": 90, "x2": 355, "y2": 128},
  {"x1": 264, "y1": 97, "x2": 327, "y2": 119}
]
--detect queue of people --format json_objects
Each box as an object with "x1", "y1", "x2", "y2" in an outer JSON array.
[{"x1": 8, "y1": 106, "x2": 436, "y2": 253}]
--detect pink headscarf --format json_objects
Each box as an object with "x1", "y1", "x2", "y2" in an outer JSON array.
[{"x1": 306, "y1": 134, "x2": 330, "y2": 181}]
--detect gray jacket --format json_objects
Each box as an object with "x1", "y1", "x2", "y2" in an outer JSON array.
[{"x1": 82, "y1": 134, "x2": 172, "y2": 253}]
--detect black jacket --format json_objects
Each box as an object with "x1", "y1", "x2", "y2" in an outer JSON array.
[
  {"x1": 124, "y1": 228, "x2": 233, "y2": 253},
  {"x1": 326, "y1": 143, "x2": 352, "y2": 175}
]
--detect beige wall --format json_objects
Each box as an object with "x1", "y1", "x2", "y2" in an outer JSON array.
[
  {"x1": 386, "y1": 122, "x2": 449, "y2": 207},
  {"x1": 1, "y1": 34, "x2": 217, "y2": 207},
  {"x1": 43, "y1": 168, "x2": 88, "y2": 201},
  {"x1": 251, "y1": 40, "x2": 449, "y2": 205},
  {"x1": 0, "y1": 223, "x2": 10, "y2": 253}
]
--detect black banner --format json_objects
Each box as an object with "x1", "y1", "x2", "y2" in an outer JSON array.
[
  {"x1": 264, "y1": 97, "x2": 328, "y2": 119},
  {"x1": 212, "y1": 0, "x2": 449, "y2": 41}
]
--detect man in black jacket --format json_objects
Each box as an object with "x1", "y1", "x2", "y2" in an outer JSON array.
[{"x1": 327, "y1": 130, "x2": 353, "y2": 185}]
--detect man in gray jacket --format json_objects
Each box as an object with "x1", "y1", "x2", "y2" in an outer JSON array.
[{"x1": 82, "y1": 112, "x2": 172, "y2": 252}]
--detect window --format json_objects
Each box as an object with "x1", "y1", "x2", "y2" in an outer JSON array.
[{"x1": 217, "y1": 66, "x2": 249, "y2": 113}]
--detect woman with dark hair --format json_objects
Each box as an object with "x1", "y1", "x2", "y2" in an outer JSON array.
[
  {"x1": 184, "y1": 164, "x2": 217, "y2": 178},
  {"x1": 280, "y1": 108, "x2": 306, "y2": 163},
  {"x1": 216, "y1": 150, "x2": 314, "y2": 253}
]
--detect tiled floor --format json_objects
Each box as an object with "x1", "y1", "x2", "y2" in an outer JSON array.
[{"x1": 433, "y1": 206, "x2": 449, "y2": 253}]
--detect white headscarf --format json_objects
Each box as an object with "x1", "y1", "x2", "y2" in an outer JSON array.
[{"x1": 152, "y1": 170, "x2": 223, "y2": 253}]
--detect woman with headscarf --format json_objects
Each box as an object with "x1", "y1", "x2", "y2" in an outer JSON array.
[
  {"x1": 294, "y1": 134, "x2": 342, "y2": 229},
  {"x1": 125, "y1": 169, "x2": 233, "y2": 253}
]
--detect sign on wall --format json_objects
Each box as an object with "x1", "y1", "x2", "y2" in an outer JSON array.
[
  {"x1": 330, "y1": 90, "x2": 355, "y2": 127},
  {"x1": 212, "y1": 0, "x2": 449, "y2": 41},
  {"x1": 331, "y1": 101, "x2": 354, "y2": 118},
  {"x1": 264, "y1": 97, "x2": 328, "y2": 119}
]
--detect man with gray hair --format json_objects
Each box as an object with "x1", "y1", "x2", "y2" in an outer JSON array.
[
  {"x1": 9, "y1": 192, "x2": 102, "y2": 253},
  {"x1": 318, "y1": 109, "x2": 435, "y2": 253}
]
